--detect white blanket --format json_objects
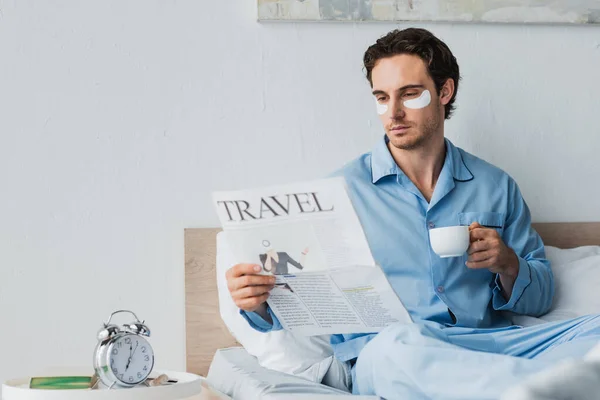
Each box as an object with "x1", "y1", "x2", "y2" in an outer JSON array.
[
  {"x1": 206, "y1": 347, "x2": 361, "y2": 400},
  {"x1": 501, "y1": 343, "x2": 600, "y2": 400}
]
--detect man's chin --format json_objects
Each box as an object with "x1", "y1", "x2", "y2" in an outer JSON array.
[{"x1": 387, "y1": 133, "x2": 424, "y2": 151}]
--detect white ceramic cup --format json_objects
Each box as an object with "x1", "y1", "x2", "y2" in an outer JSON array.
[{"x1": 429, "y1": 225, "x2": 470, "y2": 258}]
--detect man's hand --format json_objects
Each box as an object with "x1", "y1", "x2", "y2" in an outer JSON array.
[
  {"x1": 226, "y1": 263, "x2": 276, "y2": 312},
  {"x1": 467, "y1": 222, "x2": 520, "y2": 298}
]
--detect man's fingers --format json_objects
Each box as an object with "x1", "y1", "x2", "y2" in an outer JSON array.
[
  {"x1": 469, "y1": 222, "x2": 482, "y2": 231},
  {"x1": 231, "y1": 285, "x2": 274, "y2": 300},
  {"x1": 468, "y1": 240, "x2": 491, "y2": 255},
  {"x1": 466, "y1": 259, "x2": 492, "y2": 269},
  {"x1": 470, "y1": 227, "x2": 496, "y2": 241},
  {"x1": 237, "y1": 294, "x2": 270, "y2": 312},
  {"x1": 468, "y1": 250, "x2": 493, "y2": 263},
  {"x1": 227, "y1": 263, "x2": 263, "y2": 278},
  {"x1": 238, "y1": 274, "x2": 276, "y2": 288},
  {"x1": 228, "y1": 274, "x2": 276, "y2": 292}
]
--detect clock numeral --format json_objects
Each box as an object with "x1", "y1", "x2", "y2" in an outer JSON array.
[
  {"x1": 143, "y1": 366, "x2": 148, "y2": 371},
  {"x1": 112, "y1": 368, "x2": 118, "y2": 375},
  {"x1": 144, "y1": 355, "x2": 150, "y2": 362},
  {"x1": 141, "y1": 346, "x2": 146, "y2": 353},
  {"x1": 117, "y1": 341, "x2": 122, "y2": 348},
  {"x1": 119, "y1": 374, "x2": 124, "y2": 380},
  {"x1": 129, "y1": 376, "x2": 134, "y2": 382},
  {"x1": 111, "y1": 358, "x2": 115, "y2": 366},
  {"x1": 112, "y1": 349, "x2": 118, "y2": 355},
  {"x1": 124, "y1": 338, "x2": 131, "y2": 344},
  {"x1": 137, "y1": 372, "x2": 142, "y2": 379}
]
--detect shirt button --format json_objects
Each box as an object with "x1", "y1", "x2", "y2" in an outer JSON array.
[
  {"x1": 428, "y1": 222, "x2": 435, "y2": 229},
  {"x1": 437, "y1": 286, "x2": 445, "y2": 293}
]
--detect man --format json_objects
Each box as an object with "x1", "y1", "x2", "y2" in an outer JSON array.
[{"x1": 225, "y1": 28, "x2": 600, "y2": 399}]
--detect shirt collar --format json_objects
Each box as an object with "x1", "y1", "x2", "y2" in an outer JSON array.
[
  {"x1": 370, "y1": 135, "x2": 399, "y2": 183},
  {"x1": 445, "y1": 138, "x2": 474, "y2": 182},
  {"x1": 370, "y1": 135, "x2": 474, "y2": 184}
]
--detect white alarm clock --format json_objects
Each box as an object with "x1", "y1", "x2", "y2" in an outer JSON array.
[{"x1": 93, "y1": 310, "x2": 155, "y2": 389}]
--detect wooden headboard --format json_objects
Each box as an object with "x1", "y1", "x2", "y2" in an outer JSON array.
[{"x1": 184, "y1": 222, "x2": 600, "y2": 376}]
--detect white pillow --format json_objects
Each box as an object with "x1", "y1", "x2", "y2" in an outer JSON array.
[
  {"x1": 540, "y1": 245, "x2": 600, "y2": 322},
  {"x1": 216, "y1": 231, "x2": 335, "y2": 383},
  {"x1": 545, "y1": 245, "x2": 600, "y2": 268}
]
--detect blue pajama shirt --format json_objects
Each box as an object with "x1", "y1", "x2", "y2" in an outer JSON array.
[{"x1": 241, "y1": 136, "x2": 600, "y2": 399}]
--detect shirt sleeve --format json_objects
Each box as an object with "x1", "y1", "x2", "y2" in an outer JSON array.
[
  {"x1": 492, "y1": 178, "x2": 554, "y2": 316},
  {"x1": 239, "y1": 306, "x2": 283, "y2": 332}
]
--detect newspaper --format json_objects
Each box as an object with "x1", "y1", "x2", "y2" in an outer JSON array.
[{"x1": 212, "y1": 177, "x2": 412, "y2": 336}]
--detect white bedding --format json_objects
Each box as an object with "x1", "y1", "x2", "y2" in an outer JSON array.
[
  {"x1": 206, "y1": 348, "x2": 376, "y2": 400},
  {"x1": 501, "y1": 343, "x2": 600, "y2": 400}
]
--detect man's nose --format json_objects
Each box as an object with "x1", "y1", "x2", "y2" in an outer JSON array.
[{"x1": 389, "y1": 99, "x2": 406, "y2": 120}]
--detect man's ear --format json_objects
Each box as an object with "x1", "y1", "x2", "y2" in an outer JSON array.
[{"x1": 439, "y1": 78, "x2": 455, "y2": 106}]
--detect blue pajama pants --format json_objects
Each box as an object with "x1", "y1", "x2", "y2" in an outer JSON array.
[{"x1": 352, "y1": 315, "x2": 600, "y2": 400}]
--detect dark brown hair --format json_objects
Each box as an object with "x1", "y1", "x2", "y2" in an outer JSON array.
[{"x1": 364, "y1": 28, "x2": 460, "y2": 119}]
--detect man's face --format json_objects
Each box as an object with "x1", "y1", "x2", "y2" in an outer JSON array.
[{"x1": 371, "y1": 54, "x2": 446, "y2": 151}]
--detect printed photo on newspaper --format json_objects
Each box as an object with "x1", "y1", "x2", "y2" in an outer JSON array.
[{"x1": 212, "y1": 176, "x2": 412, "y2": 336}]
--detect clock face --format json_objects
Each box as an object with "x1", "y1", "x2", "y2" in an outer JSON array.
[{"x1": 107, "y1": 334, "x2": 154, "y2": 385}]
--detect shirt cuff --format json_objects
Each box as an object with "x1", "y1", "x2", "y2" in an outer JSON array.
[
  {"x1": 239, "y1": 306, "x2": 282, "y2": 332},
  {"x1": 492, "y1": 257, "x2": 532, "y2": 311}
]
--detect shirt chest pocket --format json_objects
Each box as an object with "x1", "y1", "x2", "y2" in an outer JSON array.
[{"x1": 458, "y1": 211, "x2": 506, "y2": 234}]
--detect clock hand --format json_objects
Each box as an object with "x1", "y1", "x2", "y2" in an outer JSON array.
[
  {"x1": 130, "y1": 342, "x2": 139, "y2": 359},
  {"x1": 125, "y1": 343, "x2": 133, "y2": 371}
]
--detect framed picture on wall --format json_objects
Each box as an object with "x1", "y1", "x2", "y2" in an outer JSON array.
[{"x1": 257, "y1": 0, "x2": 600, "y2": 24}]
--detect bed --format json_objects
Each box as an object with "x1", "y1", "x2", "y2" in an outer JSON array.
[{"x1": 185, "y1": 223, "x2": 600, "y2": 399}]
